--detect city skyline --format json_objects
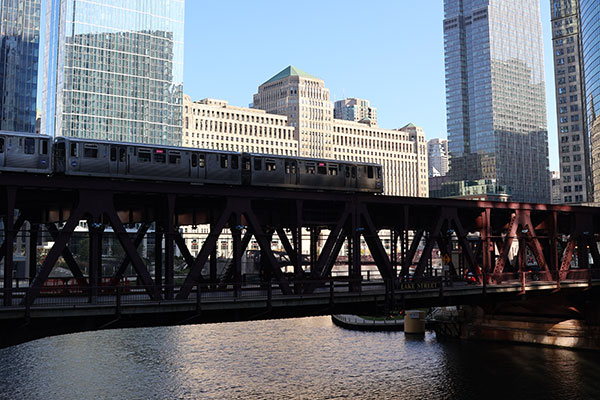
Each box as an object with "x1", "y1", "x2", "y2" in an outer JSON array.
[{"x1": 35, "y1": 1, "x2": 560, "y2": 169}]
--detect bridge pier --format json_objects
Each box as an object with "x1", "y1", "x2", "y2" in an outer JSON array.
[{"x1": 433, "y1": 288, "x2": 600, "y2": 350}]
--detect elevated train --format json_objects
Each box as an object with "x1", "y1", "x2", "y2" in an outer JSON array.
[{"x1": 0, "y1": 132, "x2": 383, "y2": 193}]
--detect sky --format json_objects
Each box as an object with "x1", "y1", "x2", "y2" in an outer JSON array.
[{"x1": 37, "y1": 1, "x2": 559, "y2": 170}]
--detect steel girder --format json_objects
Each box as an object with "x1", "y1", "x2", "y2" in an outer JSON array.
[{"x1": 2, "y1": 173, "x2": 600, "y2": 306}]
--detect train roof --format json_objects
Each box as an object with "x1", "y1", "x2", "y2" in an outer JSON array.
[
  {"x1": 243, "y1": 152, "x2": 382, "y2": 167},
  {"x1": 0, "y1": 131, "x2": 51, "y2": 139},
  {"x1": 54, "y1": 136, "x2": 240, "y2": 155}
]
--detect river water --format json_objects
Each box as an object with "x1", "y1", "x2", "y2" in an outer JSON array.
[{"x1": 1, "y1": 316, "x2": 599, "y2": 399}]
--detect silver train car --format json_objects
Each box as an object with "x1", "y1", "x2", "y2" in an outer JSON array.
[
  {"x1": 0, "y1": 133, "x2": 383, "y2": 193},
  {"x1": 0, "y1": 131, "x2": 52, "y2": 173}
]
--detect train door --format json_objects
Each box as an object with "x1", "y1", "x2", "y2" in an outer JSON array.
[
  {"x1": 0, "y1": 136, "x2": 5, "y2": 167},
  {"x1": 109, "y1": 145, "x2": 127, "y2": 175},
  {"x1": 344, "y1": 165, "x2": 357, "y2": 189},
  {"x1": 242, "y1": 154, "x2": 251, "y2": 185},
  {"x1": 285, "y1": 159, "x2": 298, "y2": 185},
  {"x1": 54, "y1": 140, "x2": 66, "y2": 173}
]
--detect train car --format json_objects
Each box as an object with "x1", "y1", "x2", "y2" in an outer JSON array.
[
  {"x1": 0, "y1": 131, "x2": 52, "y2": 174},
  {"x1": 53, "y1": 136, "x2": 241, "y2": 185},
  {"x1": 242, "y1": 152, "x2": 383, "y2": 193}
]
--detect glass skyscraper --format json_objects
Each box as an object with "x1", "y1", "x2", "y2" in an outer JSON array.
[
  {"x1": 0, "y1": 0, "x2": 41, "y2": 133},
  {"x1": 444, "y1": 0, "x2": 550, "y2": 203},
  {"x1": 42, "y1": 0, "x2": 184, "y2": 146},
  {"x1": 580, "y1": 0, "x2": 600, "y2": 202},
  {"x1": 550, "y1": 0, "x2": 591, "y2": 204}
]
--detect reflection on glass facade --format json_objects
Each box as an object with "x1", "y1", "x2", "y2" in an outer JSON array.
[
  {"x1": 42, "y1": 0, "x2": 184, "y2": 146},
  {"x1": 550, "y1": 0, "x2": 591, "y2": 204},
  {"x1": 0, "y1": 0, "x2": 41, "y2": 133},
  {"x1": 444, "y1": 0, "x2": 550, "y2": 203},
  {"x1": 580, "y1": 0, "x2": 600, "y2": 202}
]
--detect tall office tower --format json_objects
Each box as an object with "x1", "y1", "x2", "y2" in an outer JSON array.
[
  {"x1": 252, "y1": 65, "x2": 334, "y2": 159},
  {"x1": 427, "y1": 138, "x2": 449, "y2": 177},
  {"x1": 0, "y1": 0, "x2": 41, "y2": 133},
  {"x1": 551, "y1": 0, "x2": 591, "y2": 204},
  {"x1": 580, "y1": 0, "x2": 600, "y2": 203},
  {"x1": 444, "y1": 0, "x2": 550, "y2": 203},
  {"x1": 334, "y1": 98, "x2": 377, "y2": 125},
  {"x1": 42, "y1": 0, "x2": 184, "y2": 146}
]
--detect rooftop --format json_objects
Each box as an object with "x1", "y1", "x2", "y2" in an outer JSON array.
[{"x1": 262, "y1": 65, "x2": 320, "y2": 85}]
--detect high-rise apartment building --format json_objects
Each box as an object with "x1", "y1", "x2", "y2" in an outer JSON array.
[
  {"x1": 580, "y1": 0, "x2": 600, "y2": 203},
  {"x1": 182, "y1": 95, "x2": 297, "y2": 156},
  {"x1": 0, "y1": 0, "x2": 41, "y2": 133},
  {"x1": 444, "y1": 0, "x2": 550, "y2": 203},
  {"x1": 550, "y1": 0, "x2": 591, "y2": 204},
  {"x1": 42, "y1": 0, "x2": 184, "y2": 146},
  {"x1": 252, "y1": 66, "x2": 334, "y2": 159},
  {"x1": 334, "y1": 98, "x2": 377, "y2": 125},
  {"x1": 427, "y1": 138, "x2": 449, "y2": 177}
]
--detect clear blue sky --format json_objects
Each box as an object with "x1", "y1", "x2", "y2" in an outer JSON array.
[{"x1": 38, "y1": 1, "x2": 559, "y2": 170}]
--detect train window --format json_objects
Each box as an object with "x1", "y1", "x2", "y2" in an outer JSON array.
[
  {"x1": 243, "y1": 158, "x2": 251, "y2": 170},
  {"x1": 285, "y1": 161, "x2": 290, "y2": 174},
  {"x1": 192, "y1": 153, "x2": 198, "y2": 167},
  {"x1": 138, "y1": 150, "x2": 151, "y2": 162},
  {"x1": 345, "y1": 166, "x2": 350, "y2": 178},
  {"x1": 24, "y1": 138, "x2": 35, "y2": 154},
  {"x1": 317, "y1": 163, "x2": 326, "y2": 175},
  {"x1": 110, "y1": 147, "x2": 117, "y2": 161},
  {"x1": 41, "y1": 140, "x2": 48, "y2": 155},
  {"x1": 367, "y1": 166, "x2": 374, "y2": 179},
  {"x1": 254, "y1": 157, "x2": 262, "y2": 171},
  {"x1": 83, "y1": 145, "x2": 98, "y2": 158},
  {"x1": 306, "y1": 163, "x2": 315, "y2": 174},
  {"x1": 377, "y1": 167, "x2": 382, "y2": 179},
  {"x1": 199, "y1": 154, "x2": 205, "y2": 168},
  {"x1": 169, "y1": 152, "x2": 181, "y2": 164},
  {"x1": 328, "y1": 165, "x2": 338, "y2": 176},
  {"x1": 351, "y1": 166, "x2": 356, "y2": 178},
  {"x1": 265, "y1": 160, "x2": 276, "y2": 171},
  {"x1": 70, "y1": 143, "x2": 77, "y2": 157},
  {"x1": 154, "y1": 149, "x2": 166, "y2": 163},
  {"x1": 220, "y1": 154, "x2": 228, "y2": 168},
  {"x1": 231, "y1": 155, "x2": 239, "y2": 169},
  {"x1": 0, "y1": 138, "x2": 4, "y2": 153},
  {"x1": 119, "y1": 148, "x2": 126, "y2": 162},
  {"x1": 291, "y1": 162, "x2": 296, "y2": 174}
]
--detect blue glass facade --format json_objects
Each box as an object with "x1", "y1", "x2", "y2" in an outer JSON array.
[
  {"x1": 0, "y1": 0, "x2": 41, "y2": 133},
  {"x1": 580, "y1": 0, "x2": 600, "y2": 201},
  {"x1": 444, "y1": 0, "x2": 550, "y2": 203},
  {"x1": 42, "y1": 0, "x2": 184, "y2": 146}
]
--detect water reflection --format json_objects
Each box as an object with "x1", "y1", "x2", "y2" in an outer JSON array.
[{"x1": 0, "y1": 317, "x2": 599, "y2": 399}]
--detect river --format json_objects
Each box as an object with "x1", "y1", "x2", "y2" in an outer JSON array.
[{"x1": 1, "y1": 316, "x2": 599, "y2": 399}]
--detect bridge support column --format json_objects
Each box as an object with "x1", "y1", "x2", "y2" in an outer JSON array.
[
  {"x1": 231, "y1": 213, "x2": 242, "y2": 297},
  {"x1": 164, "y1": 195, "x2": 175, "y2": 300},
  {"x1": 27, "y1": 223, "x2": 39, "y2": 283},
  {"x1": 154, "y1": 228, "x2": 163, "y2": 288},
  {"x1": 3, "y1": 187, "x2": 16, "y2": 306},
  {"x1": 88, "y1": 221, "x2": 104, "y2": 302}
]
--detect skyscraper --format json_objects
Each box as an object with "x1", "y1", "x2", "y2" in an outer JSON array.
[
  {"x1": 580, "y1": 0, "x2": 600, "y2": 203},
  {"x1": 252, "y1": 65, "x2": 334, "y2": 159},
  {"x1": 0, "y1": 0, "x2": 41, "y2": 133},
  {"x1": 444, "y1": 0, "x2": 550, "y2": 203},
  {"x1": 334, "y1": 98, "x2": 377, "y2": 125},
  {"x1": 42, "y1": 0, "x2": 184, "y2": 146},
  {"x1": 550, "y1": 0, "x2": 591, "y2": 204},
  {"x1": 427, "y1": 138, "x2": 449, "y2": 177}
]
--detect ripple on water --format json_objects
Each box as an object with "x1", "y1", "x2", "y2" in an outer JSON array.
[{"x1": 0, "y1": 316, "x2": 599, "y2": 399}]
